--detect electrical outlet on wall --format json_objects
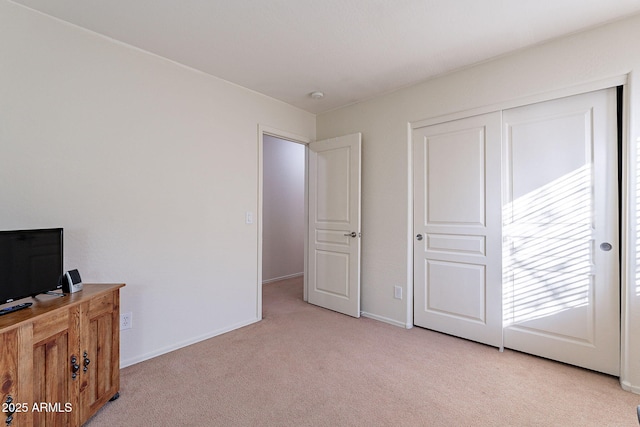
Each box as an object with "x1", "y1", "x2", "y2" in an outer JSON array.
[
  {"x1": 394, "y1": 286, "x2": 402, "y2": 300},
  {"x1": 120, "y1": 312, "x2": 132, "y2": 330}
]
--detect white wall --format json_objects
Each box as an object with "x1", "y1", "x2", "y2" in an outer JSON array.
[
  {"x1": 0, "y1": 1, "x2": 315, "y2": 367},
  {"x1": 317, "y1": 14, "x2": 640, "y2": 390},
  {"x1": 262, "y1": 135, "x2": 305, "y2": 283}
]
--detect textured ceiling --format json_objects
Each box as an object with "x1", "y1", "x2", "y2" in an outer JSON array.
[{"x1": 10, "y1": 0, "x2": 640, "y2": 114}]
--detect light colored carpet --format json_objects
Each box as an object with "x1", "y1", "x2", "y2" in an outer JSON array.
[{"x1": 86, "y1": 276, "x2": 640, "y2": 426}]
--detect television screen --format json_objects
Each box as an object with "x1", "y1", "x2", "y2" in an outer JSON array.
[{"x1": 0, "y1": 228, "x2": 63, "y2": 304}]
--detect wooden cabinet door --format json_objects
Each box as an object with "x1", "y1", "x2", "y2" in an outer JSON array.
[
  {"x1": 30, "y1": 306, "x2": 80, "y2": 427},
  {"x1": 0, "y1": 327, "x2": 22, "y2": 427},
  {"x1": 78, "y1": 290, "x2": 120, "y2": 424}
]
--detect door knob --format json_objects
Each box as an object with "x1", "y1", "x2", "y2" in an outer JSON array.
[
  {"x1": 600, "y1": 242, "x2": 612, "y2": 251},
  {"x1": 343, "y1": 232, "x2": 357, "y2": 238},
  {"x1": 416, "y1": 234, "x2": 423, "y2": 241}
]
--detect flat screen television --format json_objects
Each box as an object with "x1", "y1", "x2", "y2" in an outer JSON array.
[{"x1": 0, "y1": 228, "x2": 63, "y2": 305}]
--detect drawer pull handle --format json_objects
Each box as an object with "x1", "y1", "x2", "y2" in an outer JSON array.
[
  {"x1": 71, "y1": 355, "x2": 80, "y2": 379},
  {"x1": 83, "y1": 351, "x2": 91, "y2": 372}
]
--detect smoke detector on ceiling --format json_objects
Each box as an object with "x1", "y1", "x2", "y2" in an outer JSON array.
[{"x1": 310, "y1": 91, "x2": 324, "y2": 100}]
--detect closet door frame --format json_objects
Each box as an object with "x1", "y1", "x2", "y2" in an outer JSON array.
[{"x1": 407, "y1": 75, "x2": 630, "y2": 385}]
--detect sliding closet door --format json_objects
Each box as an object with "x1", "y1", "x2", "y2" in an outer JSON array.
[
  {"x1": 502, "y1": 89, "x2": 619, "y2": 375},
  {"x1": 413, "y1": 112, "x2": 503, "y2": 348}
]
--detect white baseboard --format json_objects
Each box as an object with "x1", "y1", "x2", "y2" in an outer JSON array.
[
  {"x1": 120, "y1": 317, "x2": 259, "y2": 368},
  {"x1": 360, "y1": 311, "x2": 410, "y2": 329},
  {"x1": 262, "y1": 272, "x2": 303, "y2": 285},
  {"x1": 620, "y1": 379, "x2": 640, "y2": 395}
]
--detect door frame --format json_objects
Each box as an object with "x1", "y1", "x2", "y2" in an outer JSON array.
[
  {"x1": 407, "y1": 75, "x2": 631, "y2": 384},
  {"x1": 257, "y1": 125, "x2": 311, "y2": 320}
]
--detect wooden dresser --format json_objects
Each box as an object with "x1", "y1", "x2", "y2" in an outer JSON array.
[{"x1": 0, "y1": 283, "x2": 124, "y2": 426}]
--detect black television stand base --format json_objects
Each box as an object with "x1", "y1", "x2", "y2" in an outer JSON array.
[{"x1": 0, "y1": 302, "x2": 33, "y2": 316}]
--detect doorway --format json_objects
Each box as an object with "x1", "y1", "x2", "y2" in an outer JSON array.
[
  {"x1": 257, "y1": 127, "x2": 310, "y2": 320},
  {"x1": 257, "y1": 128, "x2": 363, "y2": 319},
  {"x1": 262, "y1": 135, "x2": 306, "y2": 284}
]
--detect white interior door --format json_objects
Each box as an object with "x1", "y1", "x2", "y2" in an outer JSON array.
[
  {"x1": 502, "y1": 89, "x2": 619, "y2": 375},
  {"x1": 413, "y1": 112, "x2": 503, "y2": 347},
  {"x1": 308, "y1": 133, "x2": 361, "y2": 317}
]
